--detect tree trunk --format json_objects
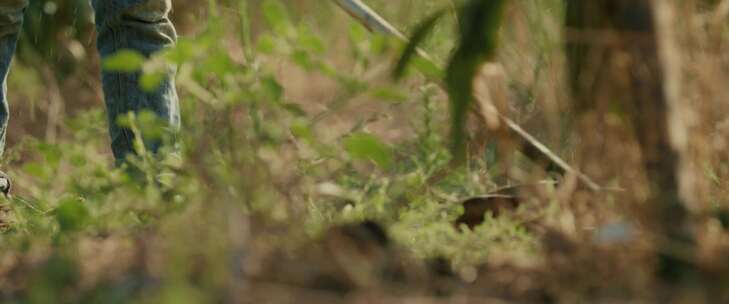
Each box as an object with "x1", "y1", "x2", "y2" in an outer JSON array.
[{"x1": 565, "y1": 0, "x2": 694, "y2": 283}]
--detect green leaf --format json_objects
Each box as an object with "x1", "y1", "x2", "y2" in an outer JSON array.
[
  {"x1": 140, "y1": 72, "x2": 165, "y2": 92},
  {"x1": 163, "y1": 38, "x2": 196, "y2": 64},
  {"x1": 137, "y1": 110, "x2": 165, "y2": 141},
  {"x1": 262, "y1": 0, "x2": 292, "y2": 35},
  {"x1": 55, "y1": 198, "x2": 90, "y2": 232},
  {"x1": 291, "y1": 50, "x2": 314, "y2": 70},
  {"x1": 394, "y1": 9, "x2": 446, "y2": 79},
  {"x1": 344, "y1": 132, "x2": 393, "y2": 169},
  {"x1": 297, "y1": 28, "x2": 326, "y2": 54},
  {"x1": 256, "y1": 34, "x2": 277, "y2": 54},
  {"x1": 23, "y1": 162, "x2": 46, "y2": 178},
  {"x1": 202, "y1": 50, "x2": 235, "y2": 75},
  {"x1": 102, "y1": 49, "x2": 145, "y2": 72},
  {"x1": 412, "y1": 56, "x2": 443, "y2": 79},
  {"x1": 446, "y1": 0, "x2": 507, "y2": 161},
  {"x1": 371, "y1": 86, "x2": 409, "y2": 103},
  {"x1": 261, "y1": 76, "x2": 284, "y2": 102},
  {"x1": 348, "y1": 22, "x2": 369, "y2": 44},
  {"x1": 290, "y1": 119, "x2": 313, "y2": 142},
  {"x1": 37, "y1": 143, "x2": 62, "y2": 167}
]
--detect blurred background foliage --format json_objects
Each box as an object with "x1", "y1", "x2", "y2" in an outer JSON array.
[{"x1": 0, "y1": 0, "x2": 727, "y2": 303}]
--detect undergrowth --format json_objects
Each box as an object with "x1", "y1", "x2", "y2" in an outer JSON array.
[{"x1": 0, "y1": 1, "x2": 545, "y2": 302}]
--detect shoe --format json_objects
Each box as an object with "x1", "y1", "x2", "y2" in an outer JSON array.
[{"x1": 0, "y1": 170, "x2": 10, "y2": 197}]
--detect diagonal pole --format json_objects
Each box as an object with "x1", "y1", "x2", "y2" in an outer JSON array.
[
  {"x1": 332, "y1": 0, "x2": 600, "y2": 191},
  {"x1": 332, "y1": 0, "x2": 432, "y2": 61},
  {"x1": 333, "y1": 0, "x2": 406, "y2": 39}
]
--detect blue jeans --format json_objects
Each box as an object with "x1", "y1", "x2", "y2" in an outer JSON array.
[{"x1": 0, "y1": 0, "x2": 180, "y2": 163}]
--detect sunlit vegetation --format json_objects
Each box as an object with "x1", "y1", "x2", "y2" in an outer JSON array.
[{"x1": 0, "y1": 1, "x2": 728, "y2": 302}]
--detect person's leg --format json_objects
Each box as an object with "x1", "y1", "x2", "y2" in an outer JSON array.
[
  {"x1": 0, "y1": 0, "x2": 28, "y2": 158},
  {"x1": 91, "y1": 0, "x2": 180, "y2": 164}
]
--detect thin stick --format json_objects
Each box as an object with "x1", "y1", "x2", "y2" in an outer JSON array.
[
  {"x1": 333, "y1": 0, "x2": 407, "y2": 39},
  {"x1": 332, "y1": 0, "x2": 601, "y2": 191},
  {"x1": 332, "y1": 0, "x2": 434, "y2": 61}
]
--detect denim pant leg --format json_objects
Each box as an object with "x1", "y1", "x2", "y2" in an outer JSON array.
[
  {"x1": 0, "y1": 0, "x2": 28, "y2": 158},
  {"x1": 91, "y1": 0, "x2": 180, "y2": 164}
]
